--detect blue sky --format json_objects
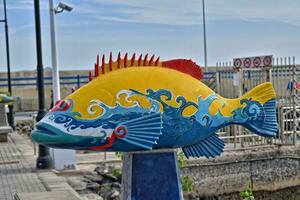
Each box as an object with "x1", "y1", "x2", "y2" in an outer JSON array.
[{"x1": 0, "y1": 0, "x2": 300, "y2": 71}]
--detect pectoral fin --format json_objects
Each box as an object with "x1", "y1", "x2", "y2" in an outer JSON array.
[
  {"x1": 182, "y1": 133, "x2": 225, "y2": 158},
  {"x1": 114, "y1": 113, "x2": 162, "y2": 150}
]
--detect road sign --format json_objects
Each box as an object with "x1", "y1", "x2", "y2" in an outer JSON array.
[{"x1": 233, "y1": 55, "x2": 273, "y2": 69}]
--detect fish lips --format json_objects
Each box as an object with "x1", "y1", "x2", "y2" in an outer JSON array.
[
  {"x1": 31, "y1": 121, "x2": 109, "y2": 150},
  {"x1": 31, "y1": 122, "x2": 72, "y2": 145}
]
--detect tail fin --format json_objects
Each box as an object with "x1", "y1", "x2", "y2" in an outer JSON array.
[{"x1": 233, "y1": 82, "x2": 277, "y2": 137}]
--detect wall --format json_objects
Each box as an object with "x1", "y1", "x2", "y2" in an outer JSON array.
[{"x1": 182, "y1": 145, "x2": 300, "y2": 199}]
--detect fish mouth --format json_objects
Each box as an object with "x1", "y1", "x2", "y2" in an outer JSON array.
[
  {"x1": 35, "y1": 124, "x2": 58, "y2": 135},
  {"x1": 31, "y1": 122, "x2": 64, "y2": 145},
  {"x1": 31, "y1": 122, "x2": 109, "y2": 150}
]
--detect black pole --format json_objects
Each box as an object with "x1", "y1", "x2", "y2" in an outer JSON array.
[
  {"x1": 34, "y1": 0, "x2": 52, "y2": 169},
  {"x1": 2, "y1": 0, "x2": 14, "y2": 128},
  {"x1": 202, "y1": 0, "x2": 208, "y2": 72}
]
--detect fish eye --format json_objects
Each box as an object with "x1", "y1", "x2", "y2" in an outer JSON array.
[{"x1": 50, "y1": 100, "x2": 71, "y2": 112}]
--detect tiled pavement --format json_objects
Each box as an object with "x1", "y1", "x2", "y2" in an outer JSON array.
[{"x1": 0, "y1": 133, "x2": 78, "y2": 200}]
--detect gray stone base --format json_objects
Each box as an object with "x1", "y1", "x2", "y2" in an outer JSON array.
[{"x1": 0, "y1": 126, "x2": 12, "y2": 142}]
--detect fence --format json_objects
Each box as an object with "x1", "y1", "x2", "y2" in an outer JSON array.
[
  {"x1": 202, "y1": 63, "x2": 299, "y2": 149},
  {"x1": 0, "y1": 75, "x2": 89, "y2": 88}
]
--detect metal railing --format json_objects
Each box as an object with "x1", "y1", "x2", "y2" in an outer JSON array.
[{"x1": 0, "y1": 75, "x2": 89, "y2": 88}]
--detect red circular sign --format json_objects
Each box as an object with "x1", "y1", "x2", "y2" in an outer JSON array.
[
  {"x1": 244, "y1": 58, "x2": 251, "y2": 68},
  {"x1": 263, "y1": 56, "x2": 272, "y2": 67},
  {"x1": 253, "y1": 57, "x2": 261, "y2": 67},
  {"x1": 234, "y1": 59, "x2": 242, "y2": 68}
]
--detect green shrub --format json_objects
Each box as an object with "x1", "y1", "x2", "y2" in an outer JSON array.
[
  {"x1": 112, "y1": 167, "x2": 122, "y2": 178},
  {"x1": 115, "y1": 152, "x2": 123, "y2": 159},
  {"x1": 177, "y1": 151, "x2": 185, "y2": 169},
  {"x1": 240, "y1": 183, "x2": 255, "y2": 200},
  {"x1": 181, "y1": 175, "x2": 194, "y2": 192},
  {"x1": 177, "y1": 150, "x2": 194, "y2": 192}
]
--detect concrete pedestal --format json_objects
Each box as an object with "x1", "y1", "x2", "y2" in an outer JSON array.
[
  {"x1": 0, "y1": 103, "x2": 12, "y2": 142},
  {"x1": 0, "y1": 103, "x2": 8, "y2": 126},
  {"x1": 122, "y1": 149, "x2": 183, "y2": 200}
]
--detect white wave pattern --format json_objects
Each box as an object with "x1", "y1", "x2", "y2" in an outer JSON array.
[{"x1": 87, "y1": 89, "x2": 160, "y2": 119}]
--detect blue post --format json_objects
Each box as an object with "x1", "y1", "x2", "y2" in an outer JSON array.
[
  {"x1": 122, "y1": 149, "x2": 183, "y2": 200},
  {"x1": 76, "y1": 74, "x2": 80, "y2": 88}
]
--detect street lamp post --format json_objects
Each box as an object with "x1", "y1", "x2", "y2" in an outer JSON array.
[
  {"x1": 49, "y1": 1, "x2": 72, "y2": 104},
  {"x1": 49, "y1": 0, "x2": 75, "y2": 170},
  {"x1": 49, "y1": 0, "x2": 60, "y2": 102},
  {"x1": 202, "y1": 0, "x2": 208, "y2": 72},
  {"x1": 1, "y1": 0, "x2": 14, "y2": 128},
  {"x1": 34, "y1": 0, "x2": 52, "y2": 169}
]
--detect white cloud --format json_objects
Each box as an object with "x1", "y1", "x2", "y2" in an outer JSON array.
[
  {"x1": 5, "y1": 1, "x2": 299, "y2": 26},
  {"x1": 9, "y1": 23, "x2": 34, "y2": 35},
  {"x1": 0, "y1": 0, "x2": 48, "y2": 11},
  {"x1": 77, "y1": 0, "x2": 202, "y2": 26},
  {"x1": 206, "y1": 0, "x2": 300, "y2": 26},
  {"x1": 77, "y1": 0, "x2": 300, "y2": 26}
]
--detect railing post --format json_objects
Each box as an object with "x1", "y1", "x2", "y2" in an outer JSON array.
[
  {"x1": 76, "y1": 74, "x2": 80, "y2": 88},
  {"x1": 279, "y1": 107, "x2": 284, "y2": 144},
  {"x1": 292, "y1": 64, "x2": 298, "y2": 146},
  {"x1": 238, "y1": 69, "x2": 244, "y2": 147},
  {"x1": 216, "y1": 71, "x2": 220, "y2": 94}
]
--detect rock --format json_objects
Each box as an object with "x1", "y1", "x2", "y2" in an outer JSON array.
[
  {"x1": 96, "y1": 183, "x2": 121, "y2": 200},
  {"x1": 94, "y1": 166, "x2": 109, "y2": 175},
  {"x1": 86, "y1": 182, "x2": 100, "y2": 190},
  {"x1": 81, "y1": 193, "x2": 104, "y2": 200},
  {"x1": 101, "y1": 174, "x2": 118, "y2": 182},
  {"x1": 16, "y1": 120, "x2": 35, "y2": 135},
  {"x1": 111, "y1": 182, "x2": 121, "y2": 189},
  {"x1": 94, "y1": 166, "x2": 118, "y2": 183},
  {"x1": 97, "y1": 183, "x2": 112, "y2": 196},
  {"x1": 67, "y1": 178, "x2": 87, "y2": 191},
  {"x1": 21, "y1": 125, "x2": 32, "y2": 133},
  {"x1": 104, "y1": 189, "x2": 120, "y2": 200},
  {"x1": 84, "y1": 174, "x2": 104, "y2": 183}
]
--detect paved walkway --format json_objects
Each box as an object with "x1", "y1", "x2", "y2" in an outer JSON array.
[{"x1": 0, "y1": 133, "x2": 78, "y2": 200}]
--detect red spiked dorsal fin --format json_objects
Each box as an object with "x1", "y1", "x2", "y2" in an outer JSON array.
[
  {"x1": 96, "y1": 54, "x2": 99, "y2": 67},
  {"x1": 162, "y1": 59, "x2": 203, "y2": 79},
  {"x1": 89, "y1": 52, "x2": 202, "y2": 80},
  {"x1": 130, "y1": 53, "x2": 136, "y2": 66},
  {"x1": 149, "y1": 55, "x2": 155, "y2": 66},
  {"x1": 143, "y1": 54, "x2": 148, "y2": 66},
  {"x1": 101, "y1": 54, "x2": 105, "y2": 74},
  {"x1": 124, "y1": 53, "x2": 128, "y2": 68},
  {"x1": 155, "y1": 57, "x2": 160, "y2": 66},
  {"x1": 94, "y1": 63, "x2": 99, "y2": 77},
  {"x1": 117, "y1": 52, "x2": 121, "y2": 69},
  {"x1": 109, "y1": 52, "x2": 113, "y2": 71},
  {"x1": 137, "y1": 54, "x2": 143, "y2": 66},
  {"x1": 88, "y1": 71, "x2": 93, "y2": 81}
]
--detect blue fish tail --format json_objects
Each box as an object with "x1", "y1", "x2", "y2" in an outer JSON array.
[{"x1": 232, "y1": 83, "x2": 278, "y2": 137}]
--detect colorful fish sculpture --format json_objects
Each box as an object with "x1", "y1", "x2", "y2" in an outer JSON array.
[
  {"x1": 31, "y1": 53, "x2": 277, "y2": 158},
  {"x1": 0, "y1": 92, "x2": 16, "y2": 104}
]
